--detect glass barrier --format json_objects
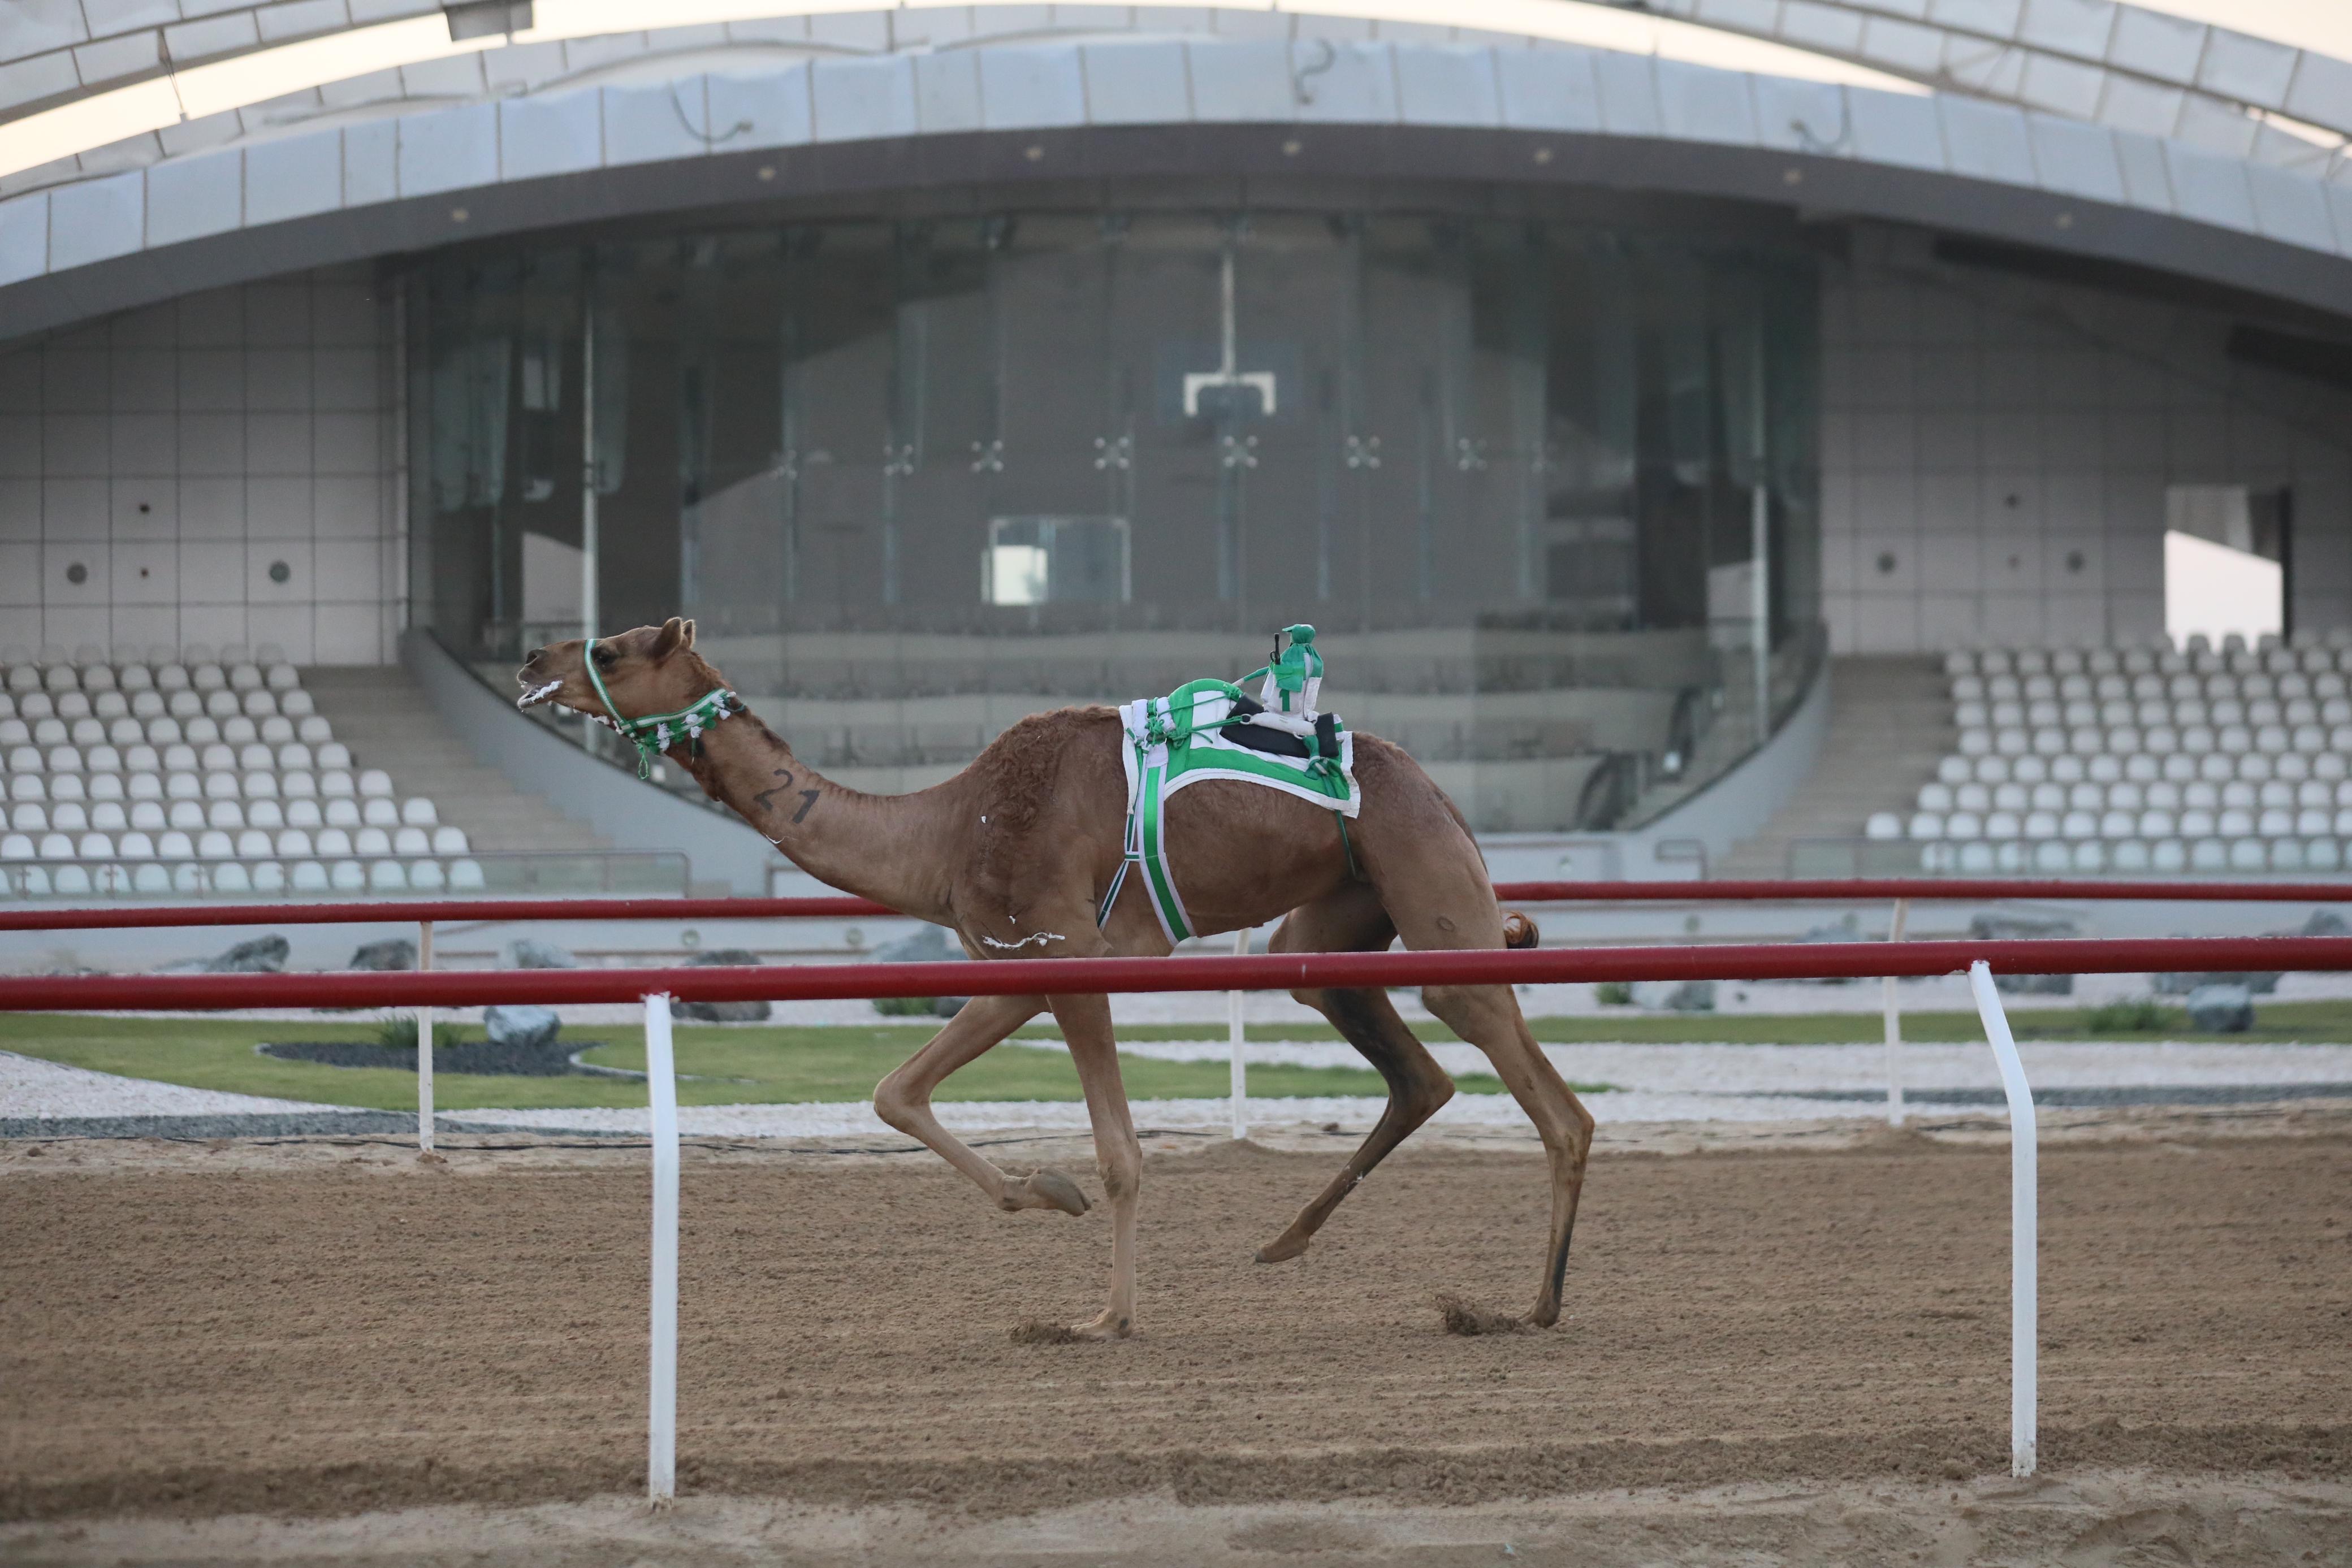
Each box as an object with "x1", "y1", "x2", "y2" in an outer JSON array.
[{"x1": 410, "y1": 198, "x2": 1825, "y2": 834}]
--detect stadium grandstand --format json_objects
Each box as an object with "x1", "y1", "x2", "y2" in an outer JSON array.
[{"x1": 0, "y1": 0, "x2": 2348, "y2": 894}]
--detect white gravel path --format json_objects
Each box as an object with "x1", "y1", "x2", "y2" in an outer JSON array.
[
  {"x1": 10, "y1": 1035, "x2": 2349, "y2": 1137},
  {"x1": 1031, "y1": 1037, "x2": 2352, "y2": 1092},
  {"x1": 435, "y1": 1090, "x2": 1951, "y2": 1139},
  {"x1": 0, "y1": 1050, "x2": 346, "y2": 1120}
]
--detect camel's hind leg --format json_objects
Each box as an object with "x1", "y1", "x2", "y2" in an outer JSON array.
[
  {"x1": 872, "y1": 991, "x2": 1092, "y2": 1216},
  {"x1": 1417, "y1": 978, "x2": 1593, "y2": 1326},
  {"x1": 1373, "y1": 834, "x2": 1594, "y2": 1326},
  {"x1": 1255, "y1": 885, "x2": 1456, "y2": 1264}
]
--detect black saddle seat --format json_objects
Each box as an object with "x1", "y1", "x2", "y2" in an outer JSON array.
[{"x1": 1218, "y1": 694, "x2": 1339, "y2": 761}]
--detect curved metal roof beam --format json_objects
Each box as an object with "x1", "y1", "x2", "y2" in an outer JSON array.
[
  {"x1": 3, "y1": 35, "x2": 2344, "y2": 342},
  {"x1": 1644, "y1": 0, "x2": 2351, "y2": 159},
  {"x1": 2, "y1": 0, "x2": 2342, "y2": 188},
  {"x1": 0, "y1": 0, "x2": 1924, "y2": 185}
]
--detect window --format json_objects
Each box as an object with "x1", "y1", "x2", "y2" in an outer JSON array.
[{"x1": 983, "y1": 517, "x2": 1130, "y2": 605}]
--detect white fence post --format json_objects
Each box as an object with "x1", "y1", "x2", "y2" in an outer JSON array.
[
  {"x1": 1229, "y1": 925, "x2": 1249, "y2": 1141},
  {"x1": 645, "y1": 993, "x2": 680, "y2": 1505},
  {"x1": 1883, "y1": 898, "x2": 1908, "y2": 1127},
  {"x1": 416, "y1": 920, "x2": 434, "y2": 1153},
  {"x1": 1966, "y1": 960, "x2": 2039, "y2": 1479}
]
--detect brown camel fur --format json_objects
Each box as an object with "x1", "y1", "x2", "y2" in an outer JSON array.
[{"x1": 517, "y1": 618, "x2": 1594, "y2": 1338}]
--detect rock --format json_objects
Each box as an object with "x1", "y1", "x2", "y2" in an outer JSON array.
[
  {"x1": 872, "y1": 925, "x2": 959, "y2": 963},
  {"x1": 673, "y1": 948, "x2": 772, "y2": 1024},
  {"x1": 506, "y1": 938, "x2": 577, "y2": 970},
  {"x1": 867, "y1": 926, "x2": 968, "y2": 1019},
  {"x1": 1629, "y1": 979, "x2": 1715, "y2": 1012},
  {"x1": 348, "y1": 938, "x2": 416, "y2": 972},
  {"x1": 1967, "y1": 917, "x2": 2077, "y2": 995},
  {"x1": 483, "y1": 1004, "x2": 561, "y2": 1049},
  {"x1": 206, "y1": 935, "x2": 289, "y2": 974},
  {"x1": 1993, "y1": 971, "x2": 2073, "y2": 996},
  {"x1": 2184, "y1": 984, "x2": 2254, "y2": 1033},
  {"x1": 1968, "y1": 915, "x2": 2077, "y2": 942},
  {"x1": 2154, "y1": 968, "x2": 2280, "y2": 995}
]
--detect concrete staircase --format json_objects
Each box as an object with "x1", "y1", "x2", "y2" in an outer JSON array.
[
  {"x1": 301, "y1": 666, "x2": 612, "y2": 855},
  {"x1": 1715, "y1": 656, "x2": 1953, "y2": 878}
]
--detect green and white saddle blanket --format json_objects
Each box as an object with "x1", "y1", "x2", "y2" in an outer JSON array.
[{"x1": 1104, "y1": 627, "x2": 1359, "y2": 945}]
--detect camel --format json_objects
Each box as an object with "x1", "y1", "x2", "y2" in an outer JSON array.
[{"x1": 516, "y1": 618, "x2": 1595, "y2": 1339}]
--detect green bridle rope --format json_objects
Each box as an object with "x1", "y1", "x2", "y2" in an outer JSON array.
[{"x1": 582, "y1": 636, "x2": 742, "y2": 779}]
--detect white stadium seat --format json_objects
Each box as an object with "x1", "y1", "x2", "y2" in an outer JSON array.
[
  {"x1": 325, "y1": 799, "x2": 361, "y2": 828},
  {"x1": 409, "y1": 860, "x2": 447, "y2": 890},
  {"x1": 430, "y1": 826, "x2": 469, "y2": 854},
  {"x1": 317, "y1": 828, "x2": 353, "y2": 856},
  {"x1": 355, "y1": 827, "x2": 392, "y2": 856},
  {"x1": 401, "y1": 798, "x2": 438, "y2": 825},
  {"x1": 1865, "y1": 812, "x2": 1900, "y2": 840},
  {"x1": 292, "y1": 860, "x2": 330, "y2": 891},
  {"x1": 449, "y1": 860, "x2": 486, "y2": 889},
  {"x1": 331, "y1": 861, "x2": 367, "y2": 891},
  {"x1": 369, "y1": 860, "x2": 408, "y2": 891},
  {"x1": 357, "y1": 769, "x2": 394, "y2": 799}
]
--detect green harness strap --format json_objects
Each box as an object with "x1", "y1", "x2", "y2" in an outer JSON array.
[{"x1": 582, "y1": 636, "x2": 741, "y2": 779}]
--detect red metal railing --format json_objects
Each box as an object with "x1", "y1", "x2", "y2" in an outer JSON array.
[
  {"x1": 5, "y1": 935, "x2": 2348, "y2": 1011},
  {"x1": 3, "y1": 877, "x2": 2349, "y2": 933}
]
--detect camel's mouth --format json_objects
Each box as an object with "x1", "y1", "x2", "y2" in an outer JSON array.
[{"x1": 517, "y1": 678, "x2": 564, "y2": 711}]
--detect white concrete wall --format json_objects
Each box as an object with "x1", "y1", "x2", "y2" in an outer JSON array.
[
  {"x1": 0, "y1": 264, "x2": 403, "y2": 663},
  {"x1": 1819, "y1": 226, "x2": 2352, "y2": 653}
]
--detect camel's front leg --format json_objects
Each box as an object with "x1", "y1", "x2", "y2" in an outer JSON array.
[
  {"x1": 1049, "y1": 990, "x2": 1142, "y2": 1339},
  {"x1": 872, "y1": 991, "x2": 1091, "y2": 1216}
]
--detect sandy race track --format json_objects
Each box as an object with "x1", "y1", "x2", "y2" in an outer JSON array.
[{"x1": 2, "y1": 1123, "x2": 2347, "y2": 1563}]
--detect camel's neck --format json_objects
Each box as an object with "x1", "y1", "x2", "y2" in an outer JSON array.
[{"x1": 680, "y1": 704, "x2": 961, "y2": 921}]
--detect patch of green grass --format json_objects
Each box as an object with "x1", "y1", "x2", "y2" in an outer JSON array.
[{"x1": 0, "y1": 1013, "x2": 1518, "y2": 1111}]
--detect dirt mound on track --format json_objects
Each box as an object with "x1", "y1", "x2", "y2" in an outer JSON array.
[{"x1": 2, "y1": 1134, "x2": 2345, "y2": 1536}]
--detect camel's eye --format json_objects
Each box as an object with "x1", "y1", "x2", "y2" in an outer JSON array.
[{"x1": 592, "y1": 646, "x2": 617, "y2": 669}]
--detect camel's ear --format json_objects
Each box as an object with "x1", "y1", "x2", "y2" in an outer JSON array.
[
  {"x1": 650, "y1": 617, "x2": 688, "y2": 660},
  {"x1": 680, "y1": 618, "x2": 696, "y2": 650}
]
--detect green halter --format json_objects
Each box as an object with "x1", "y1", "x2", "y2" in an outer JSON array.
[{"x1": 582, "y1": 636, "x2": 741, "y2": 779}]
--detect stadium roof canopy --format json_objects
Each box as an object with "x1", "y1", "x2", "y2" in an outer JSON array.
[{"x1": 0, "y1": 0, "x2": 2346, "y2": 336}]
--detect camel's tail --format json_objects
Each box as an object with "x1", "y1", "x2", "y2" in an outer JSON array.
[{"x1": 1502, "y1": 909, "x2": 1539, "y2": 950}]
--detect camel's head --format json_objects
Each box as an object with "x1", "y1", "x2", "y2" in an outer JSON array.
[{"x1": 515, "y1": 617, "x2": 711, "y2": 724}]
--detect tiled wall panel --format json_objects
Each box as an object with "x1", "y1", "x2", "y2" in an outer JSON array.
[
  {"x1": 0, "y1": 266, "x2": 401, "y2": 664},
  {"x1": 1821, "y1": 227, "x2": 2352, "y2": 652}
]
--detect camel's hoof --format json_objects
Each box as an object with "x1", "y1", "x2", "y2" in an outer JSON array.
[
  {"x1": 1013, "y1": 1167, "x2": 1090, "y2": 1216},
  {"x1": 1069, "y1": 1309, "x2": 1134, "y2": 1340},
  {"x1": 1526, "y1": 1301, "x2": 1562, "y2": 1329},
  {"x1": 1253, "y1": 1231, "x2": 1309, "y2": 1264}
]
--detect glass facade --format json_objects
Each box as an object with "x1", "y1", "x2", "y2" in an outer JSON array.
[{"x1": 409, "y1": 199, "x2": 1821, "y2": 832}]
